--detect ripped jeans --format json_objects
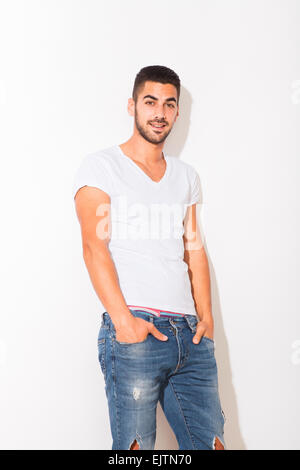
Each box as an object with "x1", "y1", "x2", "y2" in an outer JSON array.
[{"x1": 97, "y1": 309, "x2": 226, "y2": 450}]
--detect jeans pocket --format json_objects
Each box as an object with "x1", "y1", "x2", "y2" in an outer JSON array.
[
  {"x1": 110, "y1": 320, "x2": 150, "y2": 346},
  {"x1": 202, "y1": 335, "x2": 215, "y2": 344},
  {"x1": 97, "y1": 338, "x2": 106, "y2": 377},
  {"x1": 114, "y1": 334, "x2": 150, "y2": 346}
]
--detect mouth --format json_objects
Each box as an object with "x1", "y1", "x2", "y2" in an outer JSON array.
[{"x1": 150, "y1": 123, "x2": 167, "y2": 131}]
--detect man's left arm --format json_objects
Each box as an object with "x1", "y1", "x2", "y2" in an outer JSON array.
[{"x1": 183, "y1": 203, "x2": 214, "y2": 343}]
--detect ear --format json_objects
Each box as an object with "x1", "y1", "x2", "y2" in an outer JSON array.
[{"x1": 127, "y1": 97, "x2": 135, "y2": 117}]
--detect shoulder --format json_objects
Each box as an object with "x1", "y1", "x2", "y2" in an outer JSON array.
[
  {"x1": 167, "y1": 155, "x2": 199, "y2": 179},
  {"x1": 82, "y1": 145, "x2": 119, "y2": 168},
  {"x1": 72, "y1": 146, "x2": 118, "y2": 200}
]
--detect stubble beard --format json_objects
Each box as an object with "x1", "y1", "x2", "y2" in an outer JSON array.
[{"x1": 134, "y1": 110, "x2": 172, "y2": 145}]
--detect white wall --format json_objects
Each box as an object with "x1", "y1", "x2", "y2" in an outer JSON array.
[{"x1": 0, "y1": 0, "x2": 299, "y2": 450}]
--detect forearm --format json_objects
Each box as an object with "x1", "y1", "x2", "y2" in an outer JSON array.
[
  {"x1": 83, "y1": 245, "x2": 133, "y2": 328},
  {"x1": 184, "y1": 247, "x2": 214, "y2": 326}
]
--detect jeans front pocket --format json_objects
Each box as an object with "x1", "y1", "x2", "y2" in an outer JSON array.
[
  {"x1": 202, "y1": 335, "x2": 215, "y2": 344},
  {"x1": 109, "y1": 318, "x2": 150, "y2": 346},
  {"x1": 97, "y1": 338, "x2": 106, "y2": 377},
  {"x1": 114, "y1": 334, "x2": 150, "y2": 346}
]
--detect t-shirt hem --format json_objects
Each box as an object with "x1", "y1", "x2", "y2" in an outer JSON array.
[
  {"x1": 72, "y1": 182, "x2": 110, "y2": 200},
  {"x1": 185, "y1": 198, "x2": 201, "y2": 206}
]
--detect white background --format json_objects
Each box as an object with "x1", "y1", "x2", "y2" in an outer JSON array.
[{"x1": 0, "y1": 0, "x2": 299, "y2": 450}]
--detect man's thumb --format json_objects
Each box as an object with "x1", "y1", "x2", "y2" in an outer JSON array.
[{"x1": 151, "y1": 326, "x2": 168, "y2": 341}]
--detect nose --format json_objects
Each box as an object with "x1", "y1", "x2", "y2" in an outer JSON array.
[{"x1": 154, "y1": 106, "x2": 166, "y2": 120}]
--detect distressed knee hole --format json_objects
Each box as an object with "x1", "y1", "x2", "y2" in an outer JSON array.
[
  {"x1": 213, "y1": 436, "x2": 224, "y2": 450},
  {"x1": 133, "y1": 387, "x2": 141, "y2": 400},
  {"x1": 129, "y1": 439, "x2": 140, "y2": 450}
]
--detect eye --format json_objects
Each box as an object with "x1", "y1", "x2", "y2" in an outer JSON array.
[
  {"x1": 168, "y1": 104, "x2": 175, "y2": 108},
  {"x1": 145, "y1": 101, "x2": 154, "y2": 105}
]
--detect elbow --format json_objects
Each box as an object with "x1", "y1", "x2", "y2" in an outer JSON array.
[
  {"x1": 82, "y1": 239, "x2": 109, "y2": 262},
  {"x1": 82, "y1": 244, "x2": 92, "y2": 261}
]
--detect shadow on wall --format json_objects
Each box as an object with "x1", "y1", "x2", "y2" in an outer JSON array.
[{"x1": 154, "y1": 86, "x2": 246, "y2": 451}]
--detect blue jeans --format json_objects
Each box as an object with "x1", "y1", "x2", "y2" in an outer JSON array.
[{"x1": 97, "y1": 309, "x2": 226, "y2": 450}]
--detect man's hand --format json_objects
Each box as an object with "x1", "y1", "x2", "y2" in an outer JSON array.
[
  {"x1": 114, "y1": 316, "x2": 169, "y2": 344},
  {"x1": 192, "y1": 319, "x2": 214, "y2": 344}
]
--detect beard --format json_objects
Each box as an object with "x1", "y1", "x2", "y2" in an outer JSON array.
[{"x1": 134, "y1": 110, "x2": 172, "y2": 145}]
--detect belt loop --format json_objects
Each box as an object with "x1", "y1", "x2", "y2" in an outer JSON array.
[
  {"x1": 184, "y1": 315, "x2": 197, "y2": 332},
  {"x1": 102, "y1": 311, "x2": 110, "y2": 325}
]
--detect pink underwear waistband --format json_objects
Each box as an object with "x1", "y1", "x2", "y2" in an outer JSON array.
[{"x1": 127, "y1": 305, "x2": 186, "y2": 318}]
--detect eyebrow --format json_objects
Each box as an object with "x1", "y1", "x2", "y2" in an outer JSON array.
[{"x1": 143, "y1": 94, "x2": 177, "y2": 104}]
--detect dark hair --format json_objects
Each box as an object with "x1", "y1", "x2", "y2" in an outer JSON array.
[{"x1": 132, "y1": 65, "x2": 181, "y2": 104}]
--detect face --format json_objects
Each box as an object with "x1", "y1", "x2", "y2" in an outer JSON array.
[{"x1": 128, "y1": 81, "x2": 179, "y2": 145}]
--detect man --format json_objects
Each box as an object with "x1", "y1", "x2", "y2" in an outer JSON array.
[{"x1": 72, "y1": 65, "x2": 226, "y2": 450}]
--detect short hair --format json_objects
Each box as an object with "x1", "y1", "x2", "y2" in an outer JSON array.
[{"x1": 132, "y1": 65, "x2": 181, "y2": 104}]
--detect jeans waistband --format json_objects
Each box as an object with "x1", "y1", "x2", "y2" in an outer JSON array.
[{"x1": 101, "y1": 310, "x2": 198, "y2": 332}]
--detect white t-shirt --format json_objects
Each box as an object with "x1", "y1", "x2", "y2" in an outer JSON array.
[{"x1": 72, "y1": 144, "x2": 201, "y2": 316}]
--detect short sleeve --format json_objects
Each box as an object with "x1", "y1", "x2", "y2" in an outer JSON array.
[
  {"x1": 72, "y1": 154, "x2": 113, "y2": 200},
  {"x1": 187, "y1": 168, "x2": 201, "y2": 205}
]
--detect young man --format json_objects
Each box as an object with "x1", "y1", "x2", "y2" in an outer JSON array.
[{"x1": 72, "y1": 65, "x2": 226, "y2": 450}]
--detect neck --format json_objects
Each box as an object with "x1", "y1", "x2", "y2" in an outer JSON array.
[{"x1": 119, "y1": 137, "x2": 165, "y2": 166}]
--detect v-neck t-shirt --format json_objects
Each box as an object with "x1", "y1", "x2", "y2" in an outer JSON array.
[{"x1": 72, "y1": 144, "x2": 201, "y2": 316}]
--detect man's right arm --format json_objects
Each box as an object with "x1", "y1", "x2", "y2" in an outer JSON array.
[
  {"x1": 74, "y1": 185, "x2": 133, "y2": 329},
  {"x1": 74, "y1": 185, "x2": 168, "y2": 344}
]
